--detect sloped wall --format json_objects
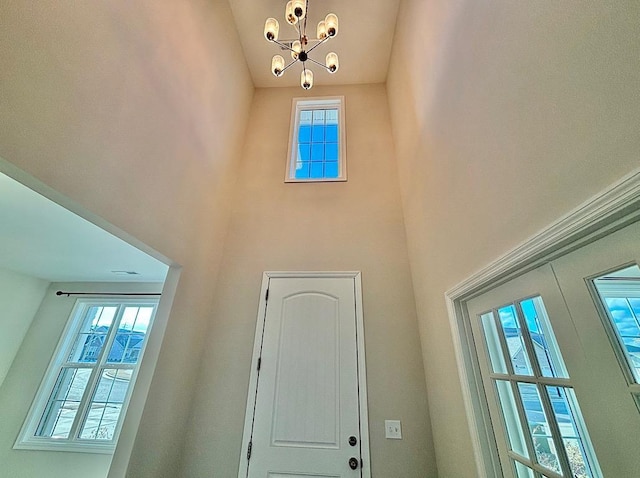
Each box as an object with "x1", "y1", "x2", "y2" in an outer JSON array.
[
  {"x1": 387, "y1": 1, "x2": 640, "y2": 475},
  {"x1": 0, "y1": 1, "x2": 253, "y2": 476}
]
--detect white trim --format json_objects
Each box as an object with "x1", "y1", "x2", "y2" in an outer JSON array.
[
  {"x1": 237, "y1": 273, "x2": 270, "y2": 478},
  {"x1": 237, "y1": 271, "x2": 371, "y2": 478},
  {"x1": 285, "y1": 96, "x2": 347, "y2": 183},
  {"x1": 353, "y1": 272, "x2": 372, "y2": 477},
  {"x1": 445, "y1": 168, "x2": 640, "y2": 477}
]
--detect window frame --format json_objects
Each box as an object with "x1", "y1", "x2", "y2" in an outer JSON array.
[
  {"x1": 589, "y1": 263, "x2": 640, "y2": 405},
  {"x1": 285, "y1": 96, "x2": 346, "y2": 183},
  {"x1": 15, "y1": 298, "x2": 158, "y2": 454}
]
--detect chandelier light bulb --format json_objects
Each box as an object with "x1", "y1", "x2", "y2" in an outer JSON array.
[
  {"x1": 317, "y1": 21, "x2": 327, "y2": 40},
  {"x1": 301, "y1": 69, "x2": 313, "y2": 90},
  {"x1": 291, "y1": 40, "x2": 302, "y2": 60},
  {"x1": 325, "y1": 13, "x2": 339, "y2": 37},
  {"x1": 285, "y1": 1, "x2": 297, "y2": 25},
  {"x1": 326, "y1": 52, "x2": 339, "y2": 73},
  {"x1": 264, "y1": 18, "x2": 279, "y2": 41},
  {"x1": 271, "y1": 55, "x2": 285, "y2": 77},
  {"x1": 292, "y1": 0, "x2": 306, "y2": 20}
]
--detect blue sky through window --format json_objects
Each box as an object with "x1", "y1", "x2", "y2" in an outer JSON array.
[{"x1": 295, "y1": 108, "x2": 339, "y2": 180}]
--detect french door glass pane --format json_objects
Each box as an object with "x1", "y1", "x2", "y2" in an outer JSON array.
[
  {"x1": 495, "y1": 380, "x2": 528, "y2": 458},
  {"x1": 498, "y1": 305, "x2": 534, "y2": 376},
  {"x1": 546, "y1": 387, "x2": 593, "y2": 478},
  {"x1": 36, "y1": 367, "x2": 91, "y2": 438},
  {"x1": 520, "y1": 297, "x2": 567, "y2": 378},
  {"x1": 512, "y1": 459, "x2": 535, "y2": 477},
  {"x1": 592, "y1": 264, "x2": 640, "y2": 383},
  {"x1": 517, "y1": 383, "x2": 561, "y2": 474},
  {"x1": 481, "y1": 312, "x2": 508, "y2": 374}
]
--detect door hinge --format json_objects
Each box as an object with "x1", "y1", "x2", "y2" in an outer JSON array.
[
  {"x1": 247, "y1": 440, "x2": 252, "y2": 461},
  {"x1": 257, "y1": 357, "x2": 261, "y2": 371},
  {"x1": 265, "y1": 288, "x2": 269, "y2": 301}
]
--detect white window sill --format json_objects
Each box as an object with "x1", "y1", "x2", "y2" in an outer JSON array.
[{"x1": 14, "y1": 437, "x2": 115, "y2": 454}]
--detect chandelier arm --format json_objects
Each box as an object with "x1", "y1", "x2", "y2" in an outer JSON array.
[
  {"x1": 306, "y1": 56, "x2": 330, "y2": 71},
  {"x1": 294, "y1": 18, "x2": 303, "y2": 41},
  {"x1": 280, "y1": 59, "x2": 298, "y2": 75},
  {"x1": 306, "y1": 35, "x2": 330, "y2": 54}
]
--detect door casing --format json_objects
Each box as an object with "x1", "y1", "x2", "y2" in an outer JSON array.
[{"x1": 238, "y1": 271, "x2": 371, "y2": 478}]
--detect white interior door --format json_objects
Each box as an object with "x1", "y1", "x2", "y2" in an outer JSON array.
[{"x1": 241, "y1": 274, "x2": 368, "y2": 478}]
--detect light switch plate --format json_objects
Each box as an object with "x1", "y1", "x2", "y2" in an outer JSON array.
[{"x1": 385, "y1": 420, "x2": 402, "y2": 439}]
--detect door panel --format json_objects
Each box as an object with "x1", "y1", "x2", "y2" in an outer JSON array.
[
  {"x1": 248, "y1": 277, "x2": 362, "y2": 478},
  {"x1": 272, "y1": 293, "x2": 339, "y2": 448},
  {"x1": 550, "y1": 220, "x2": 640, "y2": 475}
]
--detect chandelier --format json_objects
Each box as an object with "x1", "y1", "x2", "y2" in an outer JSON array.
[{"x1": 263, "y1": 0, "x2": 339, "y2": 90}]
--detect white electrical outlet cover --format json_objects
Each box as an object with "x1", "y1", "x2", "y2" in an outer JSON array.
[{"x1": 384, "y1": 420, "x2": 402, "y2": 439}]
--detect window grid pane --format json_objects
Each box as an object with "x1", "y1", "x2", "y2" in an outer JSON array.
[
  {"x1": 495, "y1": 380, "x2": 528, "y2": 458},
  {"x1": 106, "y1": 306, "x2": 152, "y2": 364},
  {"x1": 518, "y1": 383, "x2": 562, "y2": 475},
  {"x1": 67, "y1": 306, "x2": 117, "y2": 363},
  {"x1": 498, "y1": 304, "x2": 534, "y2": 376},
  {"x1": 519, "y1": 298, "x2": 569, "y2": 379},
  {"x1": 512, "y1": 459, "x2": 536, "y2": 477},
  {"x1": 80, "y1": 368, "x2": 131, "y2": 440},
  {"x1": 545, "y1": 387, "x2": 594, "y2": 478},
  {"x1": 36, "y1": 367, "x2": 92, "y2": 438},
  {"x1": 294, "y1": 107, "x2": 340, "y2": 180},
  {"x1": 604, "y1": 297, "x2": 640, "y2": 382},
  {"x1": 481, "y1": 312, "x2": 508, "y2": 374}
]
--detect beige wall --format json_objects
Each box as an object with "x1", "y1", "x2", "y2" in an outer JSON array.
[
  {"x1": 387, "y1": 0, "x2": 640, "y2": 475},
  {"x1": 179, "y1": 84, "x2": 437, "y2": 477},
  {"x1": 0, "y1": 1, "x2": 253, "y2": 476},
  {"x1": 0, "y1": 267, "x2": 49, "y2": 388}
]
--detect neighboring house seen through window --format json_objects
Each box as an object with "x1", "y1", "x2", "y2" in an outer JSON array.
[{"x1": 16, "y1": 299, "x2": 158, "y2": 453}]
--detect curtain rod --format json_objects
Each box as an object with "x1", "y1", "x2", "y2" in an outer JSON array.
[{"x1": 56, "y1": 291, "x2": 162, "y2": 297}]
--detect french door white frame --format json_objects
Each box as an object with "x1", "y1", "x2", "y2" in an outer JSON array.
[
  {"x1": 238, "y1": 271, "x2": 371, "y2": 478},
  {"x1": 445, "y1": 168, "x2": 640, "y2": 477}
]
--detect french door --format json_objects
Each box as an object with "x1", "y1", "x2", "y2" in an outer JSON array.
[{"x1": 467, "y1": 220, "x2": 640, "y2": 477}]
